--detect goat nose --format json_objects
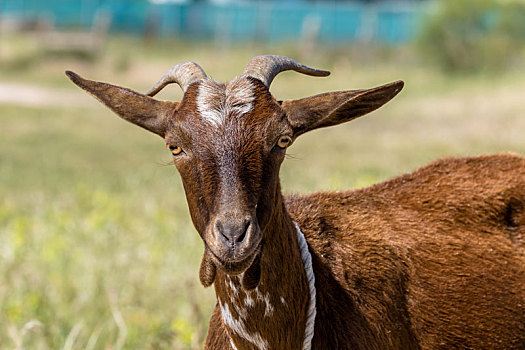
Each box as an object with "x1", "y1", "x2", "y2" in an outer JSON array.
[{"x1": 215, "y1": 219, "x2": 250, "y2": 245}]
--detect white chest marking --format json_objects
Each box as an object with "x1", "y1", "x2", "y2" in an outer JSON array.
[
  {"x1": 227, "y1": 276, "x2": 239, "y2": 297},
  {"x1": 263, "y1": 293, "x2": 274, "y2": 317},
  {"x1": 218, "y1": 223, "x2": 317, "y2": 350},
  {"x1": 219, "y1": 298, "x2": 269, "y2": 350},
  {"x1": 245, "y1": 294, "x2": 255, "y2": 307}
]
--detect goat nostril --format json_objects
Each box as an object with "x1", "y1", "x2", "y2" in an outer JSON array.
[
  {"x1": 214, "y1": 218, "x2": 251, "y2": 244},
  {"x1": 236, "y1": 221, "x2": 250, "y2": 243},
  {"x1": 215, "y1": 221, "x2": 228, "y2": 241}
]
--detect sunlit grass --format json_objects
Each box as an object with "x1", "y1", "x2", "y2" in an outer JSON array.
[
  {"x1": 0, "y1": 103, "x2": 214, "y2": 348},
  {"x1": 1, "y1": 34, "x2": 524, "y2": 349},
  {"x1": 0, "y1": 185, "x2": 210, "y2": 349}
]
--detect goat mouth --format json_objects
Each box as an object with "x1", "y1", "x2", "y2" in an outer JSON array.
[{"x1": 207, "y1": 241, "x2": 261, "y2": 275}]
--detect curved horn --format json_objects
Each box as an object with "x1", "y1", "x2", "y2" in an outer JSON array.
[
  {"x1": 242, "y1": 55, "x2": 330, "y2": 87},
  {"x1": 147, "y1": 61, "x2": 207, "y2": 97}
]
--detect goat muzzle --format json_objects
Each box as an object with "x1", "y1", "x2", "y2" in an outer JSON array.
[{"x1": 206, "y1": 214, "x2": 262, "y2": 276}]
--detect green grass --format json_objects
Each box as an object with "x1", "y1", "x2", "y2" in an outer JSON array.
[
  {"x1": 0, "y1": 104, "x2": 213, "y2": 348},
  {"x1": 1, "y1": 34, "x2": 525, "y2": 349}
]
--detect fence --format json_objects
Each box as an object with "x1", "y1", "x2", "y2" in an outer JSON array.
[{"x1": 0, "y1": 0, "x2": 429, "y2": 44}]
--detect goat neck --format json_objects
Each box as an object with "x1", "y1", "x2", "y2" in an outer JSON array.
[{"x1": 212, "y1": 186, "x2": 311, "y2": 350}]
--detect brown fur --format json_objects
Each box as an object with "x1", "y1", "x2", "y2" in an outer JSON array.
[
  {"x1": 67, "y1": 67, "x2": 525, "y2": 349},
  {"x1": 286, "y1": 154, "x2": 525, "y2": 349}
]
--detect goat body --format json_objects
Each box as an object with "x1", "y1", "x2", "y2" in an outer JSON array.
[{"x1": 287, "y1": 154, "x2": 525, "y2": 349}]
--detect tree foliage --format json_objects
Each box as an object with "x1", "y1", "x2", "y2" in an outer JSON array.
[{"x1": 418, "y1": 0, "x2": 525, "y2": 73}]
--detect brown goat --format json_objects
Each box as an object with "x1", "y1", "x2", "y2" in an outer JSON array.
[{"x1": 66, "y1": 55, "x2": 525, "y2": 349}]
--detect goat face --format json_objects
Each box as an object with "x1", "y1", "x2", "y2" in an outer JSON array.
[
  {"x1": 66, "y1": 55, "x2": 403, "y2": 287},
  {"x1": 167, "y1": 77, "x2": 288, "y2": 275}
]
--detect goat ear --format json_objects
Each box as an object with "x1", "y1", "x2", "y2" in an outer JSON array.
[
  {"x1": 66, "y1": 71, "x2": 178, "y2": 137},
  {"x1": 281, "y1": 80, "x2": 404, "y2": 137}
]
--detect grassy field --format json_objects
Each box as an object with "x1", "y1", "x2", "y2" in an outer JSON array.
[{"x1": 1, "y1": 34, "x2": 525, "y2": 349}]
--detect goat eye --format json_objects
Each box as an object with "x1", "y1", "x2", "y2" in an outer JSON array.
[
  {"x1": 277, "y1": 135, "x2": 292, "y2": 149},
  {"x1": 167, "y1": 144, "x2": 183, "y2": 156}
]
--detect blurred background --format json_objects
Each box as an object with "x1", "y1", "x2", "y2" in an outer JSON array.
[{"x1": 1, "y1": 0, "x2": 524, "y2": 348}]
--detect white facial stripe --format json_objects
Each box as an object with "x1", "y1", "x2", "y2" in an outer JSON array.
[
  {"x1": 197, "y1": 80, "x2": 224, "y2": 127},
  {"x1": 196, "y1": 78, "x2": 255, "y2": 127},
  {"x1": 226, "y1": 77, "x2": 255, "y2": 117}
]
